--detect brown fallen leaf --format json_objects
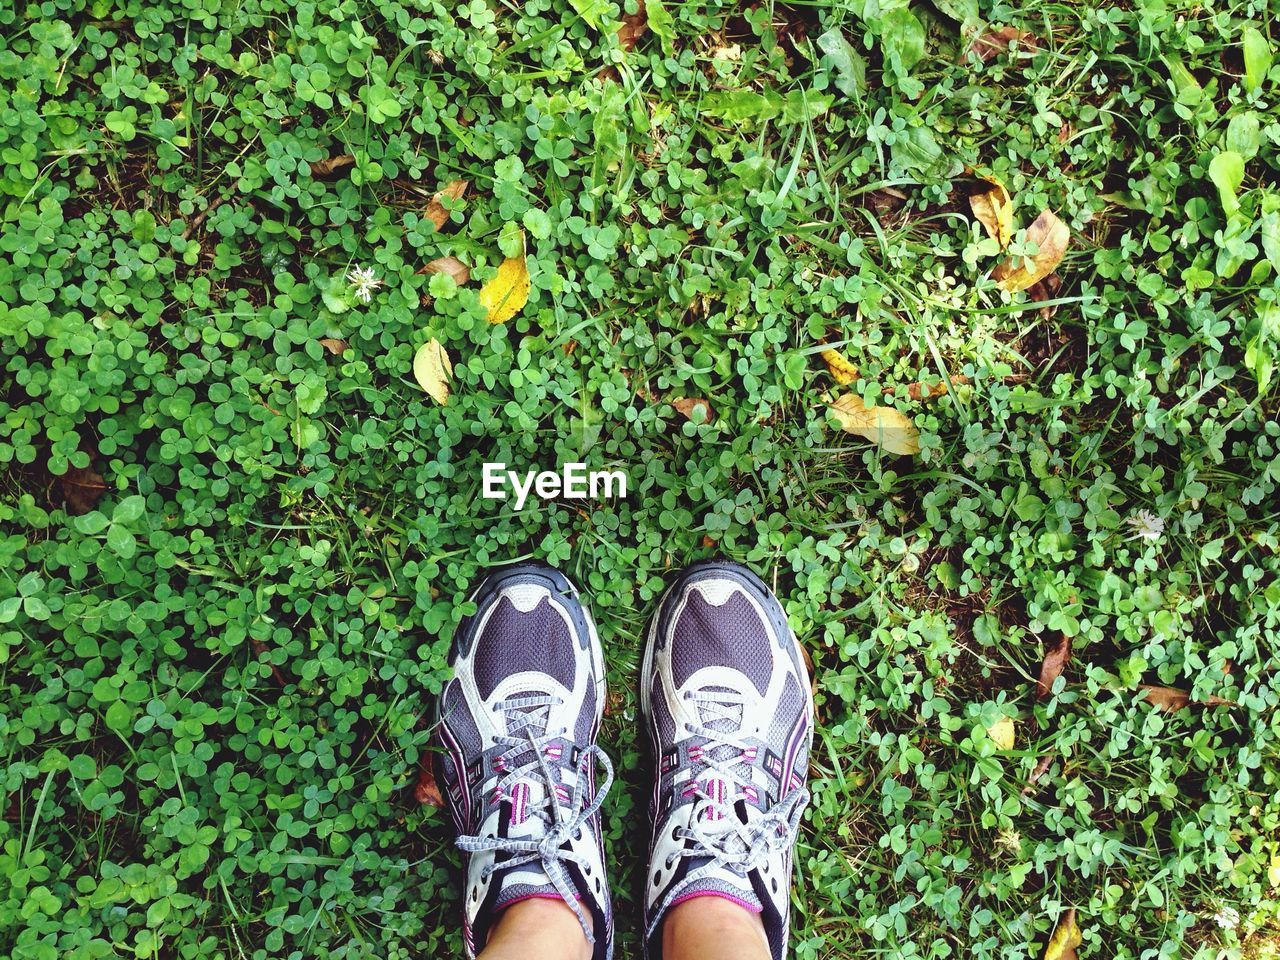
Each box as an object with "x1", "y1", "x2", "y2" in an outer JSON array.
[
  {"x1": 970, "y1": 26, "x2": 1038, "y2": 62},
  {"x1": 1138, "y1": 685, "x2": 1237, "y2": 712},
  {"x1": 310, "y1": 154, "x2": 356, "y2": 177},
  {"x1": 1044, "y1": 908, "x2": 1082, "y2": 960},
  {"x1": 61, "y1": 461, "x2": 108, "y2": 515},
  {"x1": 993, "y1": 210, "x2": 1070, "y2": 292},
  {"x1": 969, "y1": 178, "x2": 1014, "y2": 248},
  {"x1": 1037, "y1": 634, "x2": 1072, "y2": 699},
  {"x1": 820, "y1": 348, "x2": 859, "y2": 385},
  {"x1": 250, "y1": 639, "x2": 287, "y2": 687},
  {"x1": 1026, "y1": 272, "x2": 1063, "y2": 320},
  {"x1": 797, "y1": 637, "x2": 819, "y2": 702},
  {"x1": 425, "y1": 180, "x2": 469, "y2": 231},
  {"x1": 319, "y1": 338, "x2": 350, "y2": 355},
  {"x1": 673, "y1": 397, "x2": 715, "y2": 423},
  {"x1": 419, "y1": 255, "x2": 471, "y2": 286},
  {"x1": 414, "y1": 757, "x2": 444, "y2": 806},
  {"x1": 896, "y1": 375, "x2": 970, "y2": 402},
  {"x1": 617, "y1": 0, "x2": 648, "y2": 51},
  {"x1": 701, "y1": 534, "x2": 716, "y2": 548},
  {"x1": 1022, "y1": 752, "x2": 1054, "y2": 795}
]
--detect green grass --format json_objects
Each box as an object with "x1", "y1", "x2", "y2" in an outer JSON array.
[{"x1": 2, "y1": 0, "x2": 1280, "y2": 958}]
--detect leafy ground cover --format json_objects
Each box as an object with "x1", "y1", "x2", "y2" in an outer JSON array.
[{"x1": 3, "y1": 0, "x2": 1280, "y2": 958}]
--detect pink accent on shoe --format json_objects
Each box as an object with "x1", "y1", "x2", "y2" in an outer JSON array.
[
  {"x1": 668, "y1": 889, "x2": 763, "y2": 915},
  {"x1": 496, "y1": 891, "x2": 585, "y2": 913}
]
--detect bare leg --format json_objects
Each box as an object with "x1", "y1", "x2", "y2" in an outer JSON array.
[
  {"x1": 663, "y1": 895, "x2": 770, "y2": 960},
  {"x1": 478, "y1": 897, "x2": 593, "y2": 960}
]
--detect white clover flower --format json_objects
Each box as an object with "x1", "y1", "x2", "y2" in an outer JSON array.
[
  {"x1": 1125, "y1": 509, "x2": 1165, "y2": 544},
  {"x1": 347, "y1": 265, "x2": 382, "y2": 303},
  {"x1": 1213, "y1": 903, "x2": 1240, "y2": 930},
  {"x1": 995, "y1": 828, "x2": 1022, "y2": 853}
]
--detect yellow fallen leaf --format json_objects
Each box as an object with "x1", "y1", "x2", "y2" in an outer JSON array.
[
  {"x1": 1044, "y1": 909, "x2": 1082, "y2": 960},
  {"x1": 988, "y1": 717, "x2": 1015, "y2": 750},
  {"x1": 828, "y1": 394, "x2": 920, "y2": 456},
  {"x1": 412, "y1": 338, "x2": 452, "y2": 405},
  {"x1": 479, "y1": 255, "x2": 531, "y2": 324},
  {"x1": 1269, "y1": 855, "x2": 1280, "y2": 888},
  {"x1": 994, "y1": 210, "x2": 1070, "y2": 292},
  {"x1": 821, "y1": 348, "x2": 859, "y2": 385},
  {"x1": 969, "y1": 178, "x2": 1013, "y2": 248}
]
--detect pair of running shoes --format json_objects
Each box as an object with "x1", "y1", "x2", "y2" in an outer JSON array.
[{"x1": 433, "y1": 560, "x2": 814, "y2": 960}]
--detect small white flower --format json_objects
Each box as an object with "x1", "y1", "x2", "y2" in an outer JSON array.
[
  {"x1": 347, "y1": 265, "x2": 382, "y2": 303},
  {"x1": 1126, "y1": 509, "x2": 1165, "y2": 544},
  {"x1": 995, "y1": 828, "x2": 1022, "y2": 853},
  {"x1": 1213, "y1": 903, "x2": 1240, "y2": 930}
]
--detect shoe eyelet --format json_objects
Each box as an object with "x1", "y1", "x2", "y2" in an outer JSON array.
[
  {"x1": 770, "y1": 877, "x2": 778, "y2": 894},
  {"x1": 653, "y1": 869, "x2": 663, "y2": 886}
]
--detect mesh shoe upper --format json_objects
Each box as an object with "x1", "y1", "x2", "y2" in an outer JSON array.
[
  {"x1": 435, "y1": 565, "x2": 613, "y2": 959},
  {"x1": 641, "y1": 561, "x2": 814, "y2": 960}
]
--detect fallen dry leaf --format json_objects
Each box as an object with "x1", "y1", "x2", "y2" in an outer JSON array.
[
  {"x1": 1022, "y1": 753, "x2": 1054, "y2": 795},
  {"x1": 820, "y1": 348, "x2": 859, "y2": 385},
  {"x1": 994, "y1": 210, "x2": 1070, "y2": 292},
  {"x1": 250, "y1": 639, "x2": 287, "y2": 687},
  {"x1": 673, "y1": 397, "x2": 715, "y2": 423},
  {"x1": 419, "y1": 255, "x2": 471, "y2": 286},
  {"x1": 425, "y1": 180, "x2": 469, "y2": 231},
  {"x1": 60, "y1": 461, "x2": 108, "y2": 515},
  {"x1": 479, "y1": 254, "x2": 531, "y2": 324},
  {"x1": 1138, "y1": 685, "x2": 1237, "y2": 712},
  {"x1": 310, "y1": 154, "x2": 356, "y2": 177},
  {"x1": 1026, "y1": 272, "x2": 1063, "y2": 320},
  {"x1": 797, "y1": 637, "x2": 819, "y2": 702},
  {"x1": 897, "y1": 375, "x2": 970, "y2": 402},
  {"x1": 1037, "y1": 634, "x2": 1072, "y2": 699},
  {"x1": 318, "y1": 338, "x2": 350, "y2": 355},
  {"x1": 413, "y1": 338, "x2": 453, "y2": 405},
  {"x1": 712, "y1": 43, "x2": 741, "y2": 60},
  {"x1": 971, "y1": 26, "x2": 1038, "y2": 62},
  {"x1": 414, "y1": 759, "x2": 443, "y2": 807},
  {"x1": 828, "y1": 394, "x2": 921, "y2": 456},
  {"x1": 701, "y1": 534, "x2": 716, "y2": 548},
  {"x1": 988, "y1": 716, "x2": 1016, "y2": 750},
  {"x1": 617, "y1": 0, "x2": 648, "y2": 50},
  {"x1": 1044, "y1": 909, "x2": 1082, "y2": 960},
  {"x1": 970, "y1": 178, "x2": 1014, "y2": 248}
]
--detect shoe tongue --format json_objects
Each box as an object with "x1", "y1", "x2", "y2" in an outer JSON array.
[{"x1": 693, "y1": 684, "x2": 744, "y2": 765}]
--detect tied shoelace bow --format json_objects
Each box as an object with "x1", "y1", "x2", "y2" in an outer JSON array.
[
  {"x1": 456, "y1": 692, "x2": 613, "y2": 944},
  {"x1": 665, "y1": 688, "x2": 809, "y2": 877}
]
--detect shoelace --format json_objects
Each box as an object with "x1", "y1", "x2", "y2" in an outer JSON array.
[
  {"x1": 456, "y1": 693, "x2": 614, "y2": 944},
  {"x1": 665, "y1": 688, "x2": 809, "y2": 876}
]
